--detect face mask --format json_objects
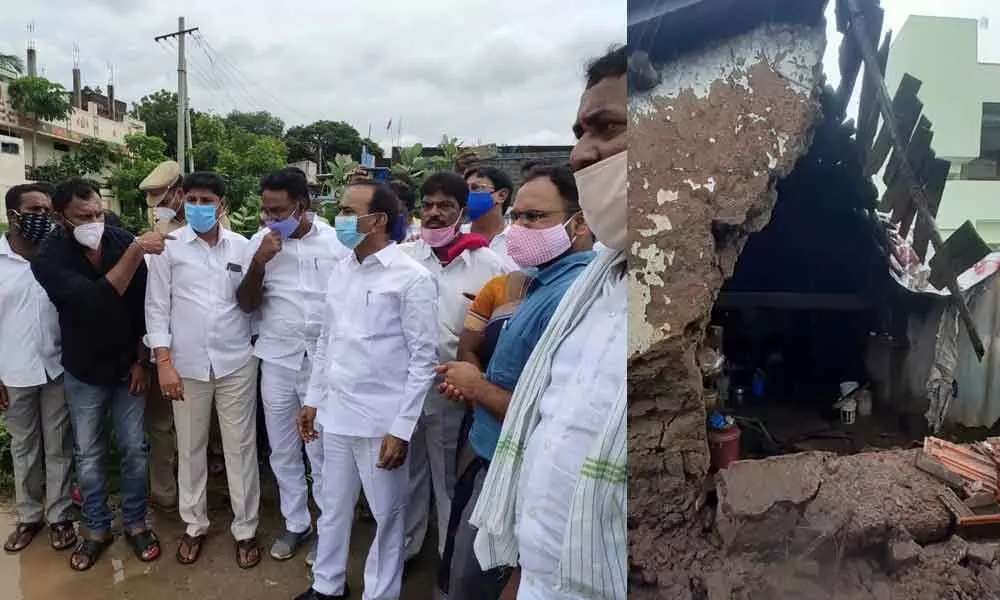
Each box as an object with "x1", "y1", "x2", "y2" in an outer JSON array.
[
  {"x1": 185, "y1": 203, "x2": 219, "y2": 234},
  {"x1": 334, "y1": 215, "x2": 368, "y2": 249},
  {"x1": 154, "y1": 206, "x2": 177, "y2": 224},
  {"x1": 390, "y1": 214, "x2": 407, "y2": 243},
  {"x1": 505, "y1": 215, "x2": 576, "y2": 268},
  {"x1": 72, "y1": 221, "x2": 104, "y2": 250},
  {"x1": 14, "y1": 211, "x2": 53, "y2": 244},
  {"x1": 575, "y1": 151, "x2": 627, "y2": 251},
  {"x1": 467, "y1": 191, "x2": 495, "y2": 221},
  {"x1": 265, "y1": 208, "x2": 301, "y2": 240},
  {"x1": 421, "y1": 211, "x2": 463, "y2": 248}
]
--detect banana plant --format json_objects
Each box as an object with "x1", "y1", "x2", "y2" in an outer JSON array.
[{"x1": 228, "y1": 193, "x2": 262, "y2": 238}]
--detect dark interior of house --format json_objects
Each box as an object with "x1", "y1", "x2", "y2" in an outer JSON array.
[{"x1": 708, "y1": 89, "x2": 913, "y2": 457}]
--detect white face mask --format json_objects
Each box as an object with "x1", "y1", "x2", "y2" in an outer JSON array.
[
  {"x1": 574, "y1": 151, "x2": 627, "y2": 251},
  {"x1": 73, "y1": 222, "x2": 105, "y2": 250},
  {"x1": 154, "y1": 206, "x2": 177, "y2": 224}
]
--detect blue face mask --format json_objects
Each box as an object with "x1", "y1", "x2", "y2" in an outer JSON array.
[
  {"x1": 185, "y1": 203, "x2": 219, "y2": 234},
  {"x1": 467, "y1": 191, "x2": 495, "y2": 222},
  {"x1": 335, "y1": 215, "x2": 368, "y2": 249},
  {"x1": 390, "y1": 214, "x2": 407, "y2": 243},
  {"x1": 265, "y1": 208, "x2": 300, "y2": 240}
]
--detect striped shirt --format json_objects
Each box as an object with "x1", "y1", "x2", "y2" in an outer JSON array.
[{"x1": 470, "y1": 247, "x2": 627, "y2": 600}]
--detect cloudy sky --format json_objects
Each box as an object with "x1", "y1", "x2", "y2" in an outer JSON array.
[
  {"x1": 1, "y1": 0, "x2": 624, "y2": 149},
  {"x1": 2, "y1": 1, "x2": 996, "y2": 150}
]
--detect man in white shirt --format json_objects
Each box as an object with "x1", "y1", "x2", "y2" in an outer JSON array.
[
  {"x1": 460, "y1": 45, "x2": 628, "y2": 600},
  {"x1": 236, "y1": 168, "x2": 348, "y2": 565},
  {"x1": 399, "y1": 171, "x2": 509, "y2": 562},
  {"x1": 0, "y1": 184, "x2": 76, "y2": 555},
  {"x1": 463, "y1": 166, "x2": 519, "y2": 271},
  {"x1": 145, "y1": 171, "x2": 262, "y2": 570},
  {"x1": 295, "y1": 180, "x2": 438, "y2": 600}
]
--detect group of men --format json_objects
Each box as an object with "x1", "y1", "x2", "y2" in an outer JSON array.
[{"x1": 0, "y1": 45, "x2": 626, "y2": 600}]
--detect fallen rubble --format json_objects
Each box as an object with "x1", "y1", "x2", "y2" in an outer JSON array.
[{"x1": 630, "y1": 447, "x2": 1000, "y2": 599}]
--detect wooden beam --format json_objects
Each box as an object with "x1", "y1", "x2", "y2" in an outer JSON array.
[
  {"x1": 912, "y1": 158, "x2": 951, "y2": 260},
  {"x1": 856, "y1": 30, "x2": 892, "y2": 157},
  {"x1": 866, "y1": 74, "x2": 923, "y2": 177},
  {"x1": 847, "y1": 0, "x2": 985, "y2": 360}
]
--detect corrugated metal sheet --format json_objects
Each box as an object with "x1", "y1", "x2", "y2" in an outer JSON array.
[{"x1": 931, "y1": 274, "x2": 1000, "y2": 428}]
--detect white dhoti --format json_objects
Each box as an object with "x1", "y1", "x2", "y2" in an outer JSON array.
[
  {"x1": 261, "y1": 355, "x2": 323, "y2": 533},
  {"x1": 313, "y1": 433, "x2": 409, "y2": 600},
  {"x1": 174, "y1": 357, "x2": 261, "y2": 541}
]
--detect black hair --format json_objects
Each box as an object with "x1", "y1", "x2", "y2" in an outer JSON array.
[
  {"x1": 349, "y1": 180, "x2": 400, "y2": 235},
  {"x1": 464, "y1": 165, "x2": 515, "y2": 212},
  {"x1": 181, "y1": 171, "x2": 227, "y2": 199},
  {"x1": 521, "y1": 164, "x2": 581, "y2": 214},
  {"x1": 420, "y1": 171, "x2": 469, "y2": 208},
  {"x1": 103, "y1": 209, "x2": 122, "y2": 228},
  {"x1": 585, "y1": 44, "x2": 627, "y2": 89},
  {"x1": 5, "y1": 183, "x2": 51, "y2": 212},
  {"x1": 260, "y1": 168, "x2": 309, "y2": 204},
  {"x1": 389, "y1": 179, "x2": 416, "y2": 213},
  {"x1": 52, "y1": 178, "x2": 102, "y2": 213}
]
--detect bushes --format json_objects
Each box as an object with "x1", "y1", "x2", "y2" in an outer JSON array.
[{"x1": 0, "y1": 417, "x2": 13, "y2": 495}]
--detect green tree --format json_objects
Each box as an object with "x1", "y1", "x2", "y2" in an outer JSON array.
[
  {"x1": 225, "y1": 110, "x2": 285, "y2": 138},
  {"x1": 28, "y1": 138, "x2": 117, "y2": 183},
  {"x1": 190, "y1": 113, "x2": 287, "y2": 214},
  {"x1": 284, "y1": 120, "x2": 365, "y2": 166},
  {"x1": 106, "y1": 133, "x2": 171, "y2": 232},
  {"x1": 130, "y1": 90, "x2": 179, "y2": 159},
  {"x1": 0, "y1": 54, "x2": 24, "y2": 76},
  {"x1": 8, "y1": 76, "x2": 74, "y2": 168}
]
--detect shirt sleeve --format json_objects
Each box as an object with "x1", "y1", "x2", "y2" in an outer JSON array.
[
  {"x1": 390, "y1": 271, "x2": 440, "y2": 442},
  {"x1": 143, "y1": 250, "x2": 173, "y2": 350},
  {"x1": 30, "y1": 239, "x2": 124, "y2": 319},
  {"x1": 304, "y1": 270, "x2": 336, "y2": 410},
  {"x1": 463, "y1": 275, "x2": 504, "y2": 333}
]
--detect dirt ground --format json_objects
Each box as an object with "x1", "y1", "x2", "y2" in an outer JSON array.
[
  {"x1": 632, "y1": 449, "x2": 1000, "y2": 599},
  {"x1": 0, "y1": 470, "x2": 438, "y2": 600}
]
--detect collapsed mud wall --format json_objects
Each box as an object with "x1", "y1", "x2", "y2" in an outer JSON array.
[{"x1": 627, "y1": 23, "x2": 827, "y2": 590}]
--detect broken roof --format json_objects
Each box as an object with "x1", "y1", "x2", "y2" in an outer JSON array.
[{"x1": 629, "y1": 0, "x2": 829, "y2": 62}]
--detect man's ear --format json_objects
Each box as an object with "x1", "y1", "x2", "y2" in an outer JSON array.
[
  {"x1": 572, "y1": 213, "x2": 591, "y2": 237},
  {"x1": 496, "y1": 189, "x2": 510, "y2": 207}
]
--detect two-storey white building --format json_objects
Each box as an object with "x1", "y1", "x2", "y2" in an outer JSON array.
[{"x1": 885, "y1": 15, "x2": 1000, "y2": 247}]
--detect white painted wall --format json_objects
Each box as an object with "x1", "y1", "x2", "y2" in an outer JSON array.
[{"x1": 885, "y1": 15, "x2": 1000, "y2": 246}]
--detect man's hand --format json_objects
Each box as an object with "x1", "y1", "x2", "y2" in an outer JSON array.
[
  {"x1": 0, "y1": 382, "x2": 8, "y2": 412},
  {"x1": 298, "y1": 406, "x2": 319, "y2": 442},
  {"x1": 377, "y1": 434, "x2": 408, "y2": 470},
  {"x1": 128, "y1": 363, "x2": 149, "y2": 395},
  {"x1": 435, "y1": 361, "x2": 485, "y2": 404},
  {"x1": 134, "y1": 231, "x2": 174, "y2": 255},
  {"x1": 253, "y1": 230, "x2": 282, "y2": 265},
  {"x1": 157, "y1": 361, "x2": 184, "y2": 401}
]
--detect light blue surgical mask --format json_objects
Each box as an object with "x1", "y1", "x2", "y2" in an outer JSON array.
[
  {"x1": 185, "y1": 203, "x2": 219, "y2": 234},
  {"x1": 334, "y1": 215, "x2": 367, "y2": 249}
]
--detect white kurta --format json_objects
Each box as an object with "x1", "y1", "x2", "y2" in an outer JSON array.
[{"x1": 398, "y1": 240, "x2": 509, "y2": 557}]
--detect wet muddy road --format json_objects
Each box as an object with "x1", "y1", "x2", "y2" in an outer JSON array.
[{"x1": 0, "y1": 482, "x2": 438, "y2": 600}]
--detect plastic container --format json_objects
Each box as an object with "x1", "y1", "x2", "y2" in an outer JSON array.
[
  {"x1": 840, "y1": 381, "x2": 859, "y2": 397},
  {"x1": 708, "y1": 424, "x2": 742, "y2": 472},
  {"x1": 840, "y1": 398, "x2": 857, "y2": 425}
]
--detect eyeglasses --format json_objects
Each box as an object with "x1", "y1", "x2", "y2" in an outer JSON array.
[
  {"x1": 508, "y1": 209, "x2": 567, "y2": 224},
  {"x1": 468, "y1": 184, "x2": 496, "y2": 193}
]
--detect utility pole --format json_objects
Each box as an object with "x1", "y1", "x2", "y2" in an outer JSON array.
[
  {"x1": 155, "y1": 17, "x2": 199, "y2": 172},
  {"x1": 185, "y1": 95, "x2": 194, "y2": 172}
]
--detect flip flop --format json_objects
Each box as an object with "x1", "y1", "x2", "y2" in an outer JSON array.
[
  {"x1": 4, "y1": 522, "x2": 45, "y2": 553},
  {"x1": 69, "y1": 537, "x2": 114, "y2": 572}
]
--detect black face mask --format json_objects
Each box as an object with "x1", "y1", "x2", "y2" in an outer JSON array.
[{"x1": 14, "y1": 212, "x2": 53, "y2": 244}]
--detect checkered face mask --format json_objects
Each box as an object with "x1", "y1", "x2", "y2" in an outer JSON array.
[{"x1": 505, "y1": 215, "x2": 577, "y2": 268}]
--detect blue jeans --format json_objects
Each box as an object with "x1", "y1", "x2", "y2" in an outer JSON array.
[{"x1": 64, "y1": 372, "x2": 149, "y2": 535}]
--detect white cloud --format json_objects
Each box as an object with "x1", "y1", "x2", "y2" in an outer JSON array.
[{"x1": 1, "y1": 0, "x2": 625, "y2": 147}]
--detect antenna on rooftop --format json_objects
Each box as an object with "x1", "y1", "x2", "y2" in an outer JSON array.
[
  {"x1": 981, "y1": 17, "x2": 990, "y2": 30},
  {"x1": 73, "y1": 43, "x2": 80, "y2": 68}
]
